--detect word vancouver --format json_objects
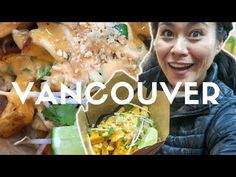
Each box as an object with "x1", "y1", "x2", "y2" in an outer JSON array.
[{"x1": 12, "y1": 81, "x2": 220, "y2": 105}]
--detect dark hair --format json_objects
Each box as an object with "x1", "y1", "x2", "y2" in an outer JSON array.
[{"x1": 143, "y1": 22, "x2": 236, "y2": 94}]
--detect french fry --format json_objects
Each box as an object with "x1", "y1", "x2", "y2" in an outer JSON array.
[
  {"x1": 102, "y1": 142, "x2": 109, "y2": 155},
  {"x1": 90, "y1": 131, "x2": 104, "y2": 145}
]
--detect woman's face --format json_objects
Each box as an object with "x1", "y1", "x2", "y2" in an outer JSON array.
[{"x1": 155, "y1": 22, "x2": 223, "y2": 89}]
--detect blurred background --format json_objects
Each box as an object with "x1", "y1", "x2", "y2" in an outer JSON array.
[{"x1": 224, "y1": 22, "x2": 236, "y2": 57}]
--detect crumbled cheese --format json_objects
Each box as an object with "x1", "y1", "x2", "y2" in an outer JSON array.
[
  {"x1": 56, "y1": 49, "x2": 63, "y2": 57},
  {"x1": 44, "y1": 22, "x2": 146, "y2": 92},
  {"x1": 75, "y1": 68, "x2": 79, "y2": 73},
  {"x1": 80, "y1": 45, "x2": 86, "y2": 54},
  {"x1": 52, "y1": 65, "x2": 61, "y2": 71},
  {"x1": 84, "y1": 51, "x2": 93, "y2": 58},
  {"x1": 62, "y1": 51, "x2": 68, "y2": 59}
]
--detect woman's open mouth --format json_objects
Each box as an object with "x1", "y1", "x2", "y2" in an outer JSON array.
[
  {"x1": 168, "y1": 63, "x2": 194, "y2": 71},
  {"x1": 168, "y1": 62, "x2": 194, "y2": 76}
]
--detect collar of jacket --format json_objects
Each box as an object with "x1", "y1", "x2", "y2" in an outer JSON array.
[
  {"x1": 172, "y1": 63, "x2": 220, "y2": 118},
  {"x1": 139, "y1": 63, "x2": 220, "y2": 118}
]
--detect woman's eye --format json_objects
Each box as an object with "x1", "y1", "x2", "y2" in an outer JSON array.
[
  {"x1": 189, "y1": 30, "x2": 203, "y2": 38},
  {"x1": 161, "y1": 30, "x2": 174, "y2": 37}
]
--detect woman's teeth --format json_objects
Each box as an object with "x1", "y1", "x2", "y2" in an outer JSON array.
[{"x1": 168, "y1": 63, "x2": 193, "y2": 70}]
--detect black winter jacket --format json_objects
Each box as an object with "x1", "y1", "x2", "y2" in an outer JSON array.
[{"x1": 139, "y1": 61, "x2": 236, "y2": 155}]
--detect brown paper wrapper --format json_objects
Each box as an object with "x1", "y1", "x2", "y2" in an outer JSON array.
[{"x1": 76, "y1": 71, "x2": 170, "y2": 155}]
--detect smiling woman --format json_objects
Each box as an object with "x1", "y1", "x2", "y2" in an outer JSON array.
[
  {"x1": 139, "y1": 22, "x2": 236, "y2": 155},
  {"x1": 155, "y1": 22, "x2": 223, "y2": 89}
]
